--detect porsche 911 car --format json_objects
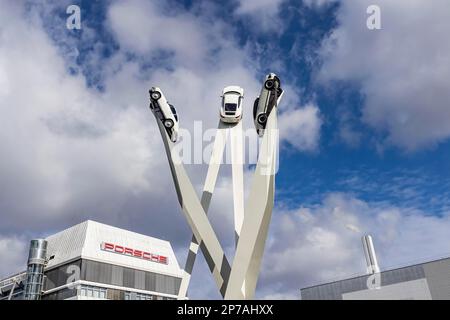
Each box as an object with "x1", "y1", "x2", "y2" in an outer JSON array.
[
  {"x1": 253, "y1": 73, "x2": 283, "y2": 137},
  {"x1": 220, "y1": 86, "x2": 244, "y2": 123},
  {"x1": 149, "y1": 87, "x2": 179, "y2": 142}
]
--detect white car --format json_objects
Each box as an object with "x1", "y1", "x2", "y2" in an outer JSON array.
[
  {"x1": 253, "y1": 73, "x2": 283, "y2": 137},
  {"x1": 149, "y1": 87, "x2": 179, "y2": 142},
  {"x1": 220, "y1": 86, "x2": 244, "y2": 123}
]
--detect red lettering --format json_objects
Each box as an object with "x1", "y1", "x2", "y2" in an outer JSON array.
[
  {"x1": 103, "y1": 242, "x2": 114, "y2": 251},
  {"x1": 142, "y1": 252, "x2": 151, "y2": 260},
  {"x1": 101, "y1": 242, "x2": 166, "y2": 265},
  {"x1": 159, "y1": 256, "x2": 168, "y2": 264}
]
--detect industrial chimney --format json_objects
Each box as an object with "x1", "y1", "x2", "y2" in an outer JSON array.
[
  {"x1": 362, "y1": 235, "x2": 380, "y2": 274},
  {"x1": 24, "y1": 239, "x2": 47, "y2": 300}
]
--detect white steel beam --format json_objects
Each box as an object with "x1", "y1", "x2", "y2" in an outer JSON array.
[
  {"x1": 225, "y1": 107, "x2": 278, "y2": 300},
  {"x1": 230, "y1": 120, "x2": 245, "y2": 247},
  {"x1": 155, "y1": 117, "x2": 232, "y2": 297},
  {"x1": 178, "y1": 121, "x2": 228, "y2": 299},
  {"x1": 178, "y1": 120, "x2": 246, "y2": 298}
]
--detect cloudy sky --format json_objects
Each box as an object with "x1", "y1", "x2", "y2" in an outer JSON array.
[{"x1": 1, "y1": 0, "x2": 450, "y2": 299}]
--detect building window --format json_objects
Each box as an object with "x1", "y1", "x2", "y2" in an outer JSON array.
[
  {"x1": 79, "y1": 285, "x2": 107, "y2": 299},
  {"x1": 42, "y1": 287, "x2": 77, "y2": 300},
  {"x1": 107, "y1": 288, "x2": 124, "y2": 300},
  {"x1": 78, "y1": 285, "x2": 170, "y2": 300},
  {"x1": 124, "y1": 291, "x2": 155, "y2": 300}
]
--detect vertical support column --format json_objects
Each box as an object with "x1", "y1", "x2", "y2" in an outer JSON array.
[
  {"x1": 155, "y1": 117, "x2": 231, "y2": 298},
  {"x1": 178, "y1": 122, "x2": 228, "y2": 299},
  {"x1": 230, "y1": 121, "x2": 245, "y2": 247},
  {"x1": 225, "y1": 108, "x2": 278, "y2": 300}
]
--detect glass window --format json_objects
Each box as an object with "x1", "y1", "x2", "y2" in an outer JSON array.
[{"x1": 224, "y1": 103, "x2": 237, "y2": 111}]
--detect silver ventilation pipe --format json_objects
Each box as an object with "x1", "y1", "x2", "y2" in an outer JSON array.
[{"x1": 362, "y1": 235, "x2": 380, "y2": 274}]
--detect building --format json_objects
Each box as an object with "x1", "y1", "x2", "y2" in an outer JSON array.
[
  {"x1": 0, "y1": 220, "x2": 184, "y2": 300},
  {"x1": 301, "y1": 256, "x2": 450, "y2": 300}
]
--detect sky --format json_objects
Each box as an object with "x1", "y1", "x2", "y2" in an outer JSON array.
[{"x1": 0, "y1": 0, "x2": 450, "y2": 299}]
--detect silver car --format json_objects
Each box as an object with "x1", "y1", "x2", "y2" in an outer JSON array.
[
  {"x1": 253, "y1": 73, "x2": 283, "y2": 137},
  {"x1": 220, "y1": 85, "x2": 244, "y2": 123},
  {"x1": 149, "y1": 87, "x2": 179, "y2": 142}
]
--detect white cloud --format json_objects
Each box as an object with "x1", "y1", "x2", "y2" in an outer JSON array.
[
  {"x1": 234, "y1": 0, "x2": 284, "y2": 32},
  {"x1": 318, "y1": 0, "x2": 450, "y2": 151},
  {"x1": 0, "y1": 236, "x2": 28, "y2": 279},
  {"x1": 257, "y1": 193, "x2": 450, "y2": 299},
  {"x1": 0, "y1": 0, "x2": 322, "y2": 293},
  {"x1": 0, "y1": 1, "x2": 166, "y2": 231},
  {"x1": 107, "y1": 0, "x2": 209, "y2": 68},
  {"x1": 279, "y1": 104, "x2": 322, "y2": 151}
]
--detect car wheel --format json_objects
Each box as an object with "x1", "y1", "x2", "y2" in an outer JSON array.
[
  {"x1": 164, "y1": 119, "x2": 174, "y2": 128},
  {"x1": 257, "y1": 113, "x2": 267, "y2": 125},
  {"x1": 151, "y1": 91, "x2": 162, "y2": 100},
  {"x1": 264, "y1": 79, "x2": 275, "y2": 90}
]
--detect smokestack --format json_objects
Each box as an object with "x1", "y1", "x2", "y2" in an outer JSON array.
[{"x1": 362, "y1": 235, "x2": 380, "y2": 274}]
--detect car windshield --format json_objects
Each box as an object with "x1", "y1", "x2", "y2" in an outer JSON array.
[{"x1": 224, "y1": 103, "x2": 237, "y2": 111}]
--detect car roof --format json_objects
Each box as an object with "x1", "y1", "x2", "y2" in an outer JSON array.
[{"x1": 223, "y1": 85, "x2": 244, "y2": 96}]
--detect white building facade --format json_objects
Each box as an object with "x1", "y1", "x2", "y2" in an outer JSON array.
[{"x1": 0, "y1": 220, "x2": 184, "y2": 300}]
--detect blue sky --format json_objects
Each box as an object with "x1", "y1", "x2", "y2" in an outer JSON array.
[
  {"x1": 43, "y1": 0, "x2": 450, "y2": 210},
  {"x1": 45, "y1": 0, "x2": 450, "y2": 216},
  {"x1": 1, "y1": 0, "x2": 450, "y2": 299}
]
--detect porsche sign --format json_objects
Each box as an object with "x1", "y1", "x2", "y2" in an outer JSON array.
[{"x1": 100, "y1": 242, "x2": 168, "y2": 265}]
